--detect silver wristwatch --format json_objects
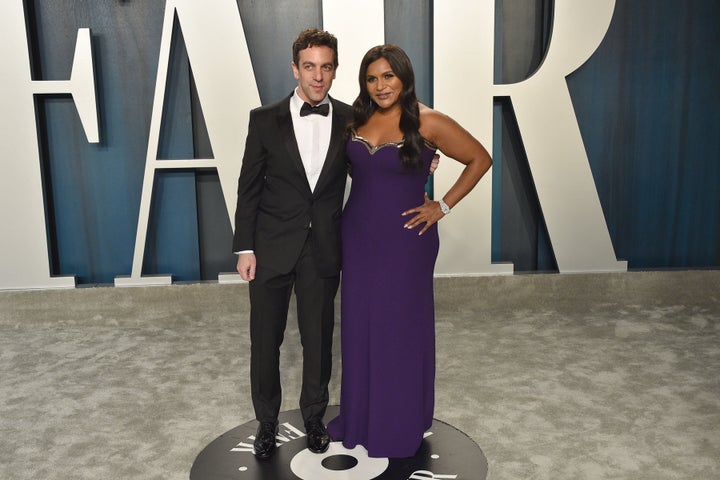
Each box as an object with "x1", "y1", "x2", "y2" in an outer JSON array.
[{"x1": 438, "y1": 199, "x2": 451, "y2": 215}]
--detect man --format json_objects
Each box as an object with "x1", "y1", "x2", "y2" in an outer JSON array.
[{"x1": 232, "y1": 29, "x2": 351, "y2": 459}]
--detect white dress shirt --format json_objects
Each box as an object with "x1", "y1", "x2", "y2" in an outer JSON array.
[{"x1": 290, "y1": 89, "x2": 333, "y2": 192}]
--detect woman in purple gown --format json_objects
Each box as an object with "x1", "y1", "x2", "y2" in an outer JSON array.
[{"x1": 327, "y1": 45, "x2": 492, "y2": 458}]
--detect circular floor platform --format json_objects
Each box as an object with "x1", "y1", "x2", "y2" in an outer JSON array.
[{"x1": 190, "y1": 406, "x2": 487, "y2": 480}]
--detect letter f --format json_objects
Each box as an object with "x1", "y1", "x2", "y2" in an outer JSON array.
[{"x1": 0, "y1": 0, "x2": 98, "y2": 289}]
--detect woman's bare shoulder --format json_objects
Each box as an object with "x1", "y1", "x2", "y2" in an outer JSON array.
[
  {"x1": 419, "y1": 103, "x2": 444, "y2": 121},
  {"x1": 419, "y1": 103, "x2": 461, "y2": 140}
]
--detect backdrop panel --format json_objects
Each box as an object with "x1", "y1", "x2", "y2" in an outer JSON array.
[{"x1": 7, "y1": 0, "x2": 718, "y2": 286}]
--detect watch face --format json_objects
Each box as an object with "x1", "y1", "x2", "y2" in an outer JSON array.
[
  {"x1": 439, "y1": 200, "x2": 450, "y2": 214},
  {"x1": 191, "y1": 407, "x2": 488, "y2": 480}
]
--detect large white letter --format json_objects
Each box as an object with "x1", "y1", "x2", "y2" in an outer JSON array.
[
  {"x1": 435, "y1": 0, "x2": 626, "y2": 274},
  {"x1": 322, "y1": 0, "x2": 385, "y2": 103},
  {"x1": 0, "y1": 1, "x2": 98, "y2": 290},
  {"x1": 115, "y1": 0, "x2": 260, "y2": 286},
  {"x1": 434, "y1": 1, "x2": 512, "y2": 276}
]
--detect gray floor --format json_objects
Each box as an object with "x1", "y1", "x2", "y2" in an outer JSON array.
[{"x1": 1, "y1": 271, "x2": 719, "y2": 480}]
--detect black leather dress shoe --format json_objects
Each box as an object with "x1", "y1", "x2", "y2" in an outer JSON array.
[
  {"x1": 253, "y1": 421, "x2": 278, "y2": 459},
  {"x1": 305, "y1": 420, "x2": 330, "y2": 453}
]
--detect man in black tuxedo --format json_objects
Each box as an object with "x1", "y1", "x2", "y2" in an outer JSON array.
[{"x1": 232, "y1": 29, "x2": 351, "y2": 459}]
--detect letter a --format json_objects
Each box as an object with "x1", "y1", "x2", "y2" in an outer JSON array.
[{"x1": 115, "y1": 0, "x2": 260, "y2": 286}]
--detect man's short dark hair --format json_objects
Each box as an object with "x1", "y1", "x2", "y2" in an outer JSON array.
[{"x1": 292, "y1": 28, "x2": 339, "y2": 67}]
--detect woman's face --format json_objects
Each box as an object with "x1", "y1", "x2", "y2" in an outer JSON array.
[{"x1": 365, "y1": 57, "x2": 403, "y2": 110}]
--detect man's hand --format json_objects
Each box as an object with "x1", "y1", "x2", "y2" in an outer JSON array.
[
  {"x1": 237, "y1": 252, "x2": 257, "y2": 281},
  {"x1": 429, "y1": 154, "x2": 440, "y2": 174}
]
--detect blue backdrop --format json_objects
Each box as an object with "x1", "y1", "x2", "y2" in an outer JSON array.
[
  {"x1": 569, "y1": 0, "x2": 720, "y2": 268},
  {"x1": 25, "y1": 0, "x2": 720, "y2": 284}
]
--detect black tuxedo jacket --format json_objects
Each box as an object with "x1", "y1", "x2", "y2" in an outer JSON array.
[{"x1": 232, "y1": 94, "x2": 352, "y2": 277}]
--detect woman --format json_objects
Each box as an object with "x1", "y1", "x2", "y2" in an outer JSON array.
[{"x1": 327, "y1": 45, "x2": 492, "y2": 458}]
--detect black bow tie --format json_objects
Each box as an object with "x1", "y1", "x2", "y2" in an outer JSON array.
[{"x1": 300, "y1": 102, "x2": 329, "y2": 117}]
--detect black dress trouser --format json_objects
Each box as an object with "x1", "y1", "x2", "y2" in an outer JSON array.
[{"x1": 248, "y1": 231, "x2": 339, "y2": 426}]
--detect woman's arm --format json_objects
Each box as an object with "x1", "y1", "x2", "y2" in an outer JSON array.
[{"x1": 402, "y1": 106, "x2": 492, "y2": 235}]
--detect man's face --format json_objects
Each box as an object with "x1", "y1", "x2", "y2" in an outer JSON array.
[{"x1": 292, "y1": 45, "x2": 336, "y2": 106}]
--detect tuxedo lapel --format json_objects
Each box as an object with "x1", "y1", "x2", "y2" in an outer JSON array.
[
  {"x1": 314, "y1": 98, "x2": 346, "y2": 195},
  {"x1": 275, "y1": 98, "x2": 313, "y2": 194}
]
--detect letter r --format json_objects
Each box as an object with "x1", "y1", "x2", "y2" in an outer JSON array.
[{"x1": 435, "y1": 0, "x2": 626, "y2": 273}]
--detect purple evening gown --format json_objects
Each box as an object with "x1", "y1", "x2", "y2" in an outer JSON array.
[{"x1": 327, "y1": 133, "x2": 439, "y2": 458}]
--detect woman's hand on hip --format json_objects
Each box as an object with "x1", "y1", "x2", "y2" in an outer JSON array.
[{"x1": 401, "y1": 193, "x2": 445, "y2": 236}]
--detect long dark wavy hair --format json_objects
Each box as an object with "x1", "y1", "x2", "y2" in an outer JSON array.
[{"x1": 351, "y1": 45, "x2": 424, "y2": 171}]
